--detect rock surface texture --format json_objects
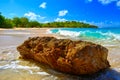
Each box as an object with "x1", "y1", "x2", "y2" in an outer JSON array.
[{"x1": 17, "y1": 37, "x2": 110, "y2": 75}]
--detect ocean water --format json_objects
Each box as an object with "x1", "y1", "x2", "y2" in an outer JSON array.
[
  {"x1": 50, "y1": 28, "x2": 120, "y2": 47},
  {"x1": 0, "y1": 29, "x2": 120, "y2": 80}
]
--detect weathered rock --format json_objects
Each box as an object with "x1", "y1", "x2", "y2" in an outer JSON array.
[{"x1": 17, "y1": 37, "x2": 110, "y2": 75}]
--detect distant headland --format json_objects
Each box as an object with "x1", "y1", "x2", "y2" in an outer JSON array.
[{"x1": 0, "y1": 13, "x2": 98, "y2": 28}]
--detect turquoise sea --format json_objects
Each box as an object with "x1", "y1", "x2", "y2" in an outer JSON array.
[{"x1": 50, "y1": 28, "x2": 120, "y2": 47}]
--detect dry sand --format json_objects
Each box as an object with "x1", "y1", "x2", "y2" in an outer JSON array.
[{"x1": 0, "y1": 28, "x2": 56, "y2": 48}]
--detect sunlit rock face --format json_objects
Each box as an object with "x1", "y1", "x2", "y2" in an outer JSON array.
[{"x1": 17, "y1": 37, "x2": 110, "y2": 75}]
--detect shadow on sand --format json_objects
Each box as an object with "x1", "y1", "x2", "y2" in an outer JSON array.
[
  {"x1": 43, "y1": 67, "x2": 120, "y2": 80},
  {"x1": 23, "y1": 59, "x2": 120, "y2": 80}
]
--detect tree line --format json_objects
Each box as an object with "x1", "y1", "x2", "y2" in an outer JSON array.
[{"x1": 0, "y1": 13, "x2": 98, "y2": 28}]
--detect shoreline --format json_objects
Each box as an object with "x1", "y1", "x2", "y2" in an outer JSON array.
[
  {"x1": 0, "y1": 28, "x2": 56, "y2": 48},
  {"x1": 0, "y1": 28, "x2": 120, "y2": 80},
  {"x1": 0, "y1": 28, "x2": 56, "y2": 37},
  {"x1": 0, "y1": 28, "x2": 52, "y2": 31}
]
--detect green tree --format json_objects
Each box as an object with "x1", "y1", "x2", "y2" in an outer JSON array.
[
  {"x1": 12, "y1": 17, "x2": 21, "y2": 27},
  {"x1": 5, "y1": 18, "x2": 13, "y2": 28},
  {"x1": 0, "y1": 12, "x2": 98, "y2": 28},
  {"x1": 28, "y1": 21, "x2": 41, "y2": 27},
  {"x1": 0, "y1": 13, "x2": 6, "y2": 28},
  {"x1": 20, "y1": 17, "x2": 29, "y2": 27}
]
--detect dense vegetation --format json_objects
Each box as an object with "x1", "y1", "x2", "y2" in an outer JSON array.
[{"x1": 0, "y1": 13, "x2": 98, "y2": 28}]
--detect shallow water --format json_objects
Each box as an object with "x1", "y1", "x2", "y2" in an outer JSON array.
[{"x1": 0, "y1": 29, "x2": 120, "y2": 80}]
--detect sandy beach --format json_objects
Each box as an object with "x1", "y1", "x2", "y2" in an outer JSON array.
[
  {"x1": 0, "y1": 28, "x2": 56, "y2": 48},
  {"x1": 0, "y1": 28, "x2": 120, "y2": 80}
]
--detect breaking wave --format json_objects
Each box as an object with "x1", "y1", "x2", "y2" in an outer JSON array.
[{"x1": 50, "y1": 28, "x2": 120, "y2": 41}]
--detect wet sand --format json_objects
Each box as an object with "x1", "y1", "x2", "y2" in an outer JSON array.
[{"x1": 0, "y1": 28, "x2": 120, "y2": 80}]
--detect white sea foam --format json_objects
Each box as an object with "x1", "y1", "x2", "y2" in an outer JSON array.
[
  {"x1": 36, "y1": 72, "x2": 49, "y2": 75},
  {"x1": 27, "y1": 69, "x2": 49, "y2": 75},
  {"x1": 0, "y1": 61, "x2": 39, "y2": 70},
  {"x1": 57, "y1": 29, "x2": 80, "y2": 37},
  {"x1": 50, "y1": 29, "x2": 120, "y2": 41}
]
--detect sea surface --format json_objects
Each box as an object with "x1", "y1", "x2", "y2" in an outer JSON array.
[
  {"x1": 50, "y1": 28, "x2": 120, "y2": 47},
  {"x1": 0, "y1": 28, "x2": 120, "y2": 80}
]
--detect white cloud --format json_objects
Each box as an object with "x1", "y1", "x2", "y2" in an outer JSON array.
[
  {"x1": 79, "y1": 20, "x2": 96, "y2": 25},
  {"x1": 98, "y1": 0, "x2": 117, "y2": 4},
  {"x1": 116, "y1": 1, "x2": 120, "y2": 7},
  {"x1": 24, "y1": 12, "x2": 45, "y2": 20},
  {"x1": 98, "y1": 0, "x2": 120, "y2": 9},
  {"x1": 54, "y1": 18, "x2": 67, "y2": 22},
  {"x1": 39, "y1": 2, "x2": 47, "y2": 9},
  {"x1": 58, "y1": 10, "x2": 68, "y2": 16}
]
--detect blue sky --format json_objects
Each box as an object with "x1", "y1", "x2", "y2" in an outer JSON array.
[{"x1": 0, "y1": 0, "x2": 120, "y2": 28}]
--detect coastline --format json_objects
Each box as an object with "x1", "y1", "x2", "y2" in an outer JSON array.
[{"x1": 0, "y1": 28, "x2": 120, "y2": 80}]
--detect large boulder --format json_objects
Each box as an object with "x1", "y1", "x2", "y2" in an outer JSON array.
[{"x1": 17, "y1": 37, "x2": 110, "y2": 75}]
